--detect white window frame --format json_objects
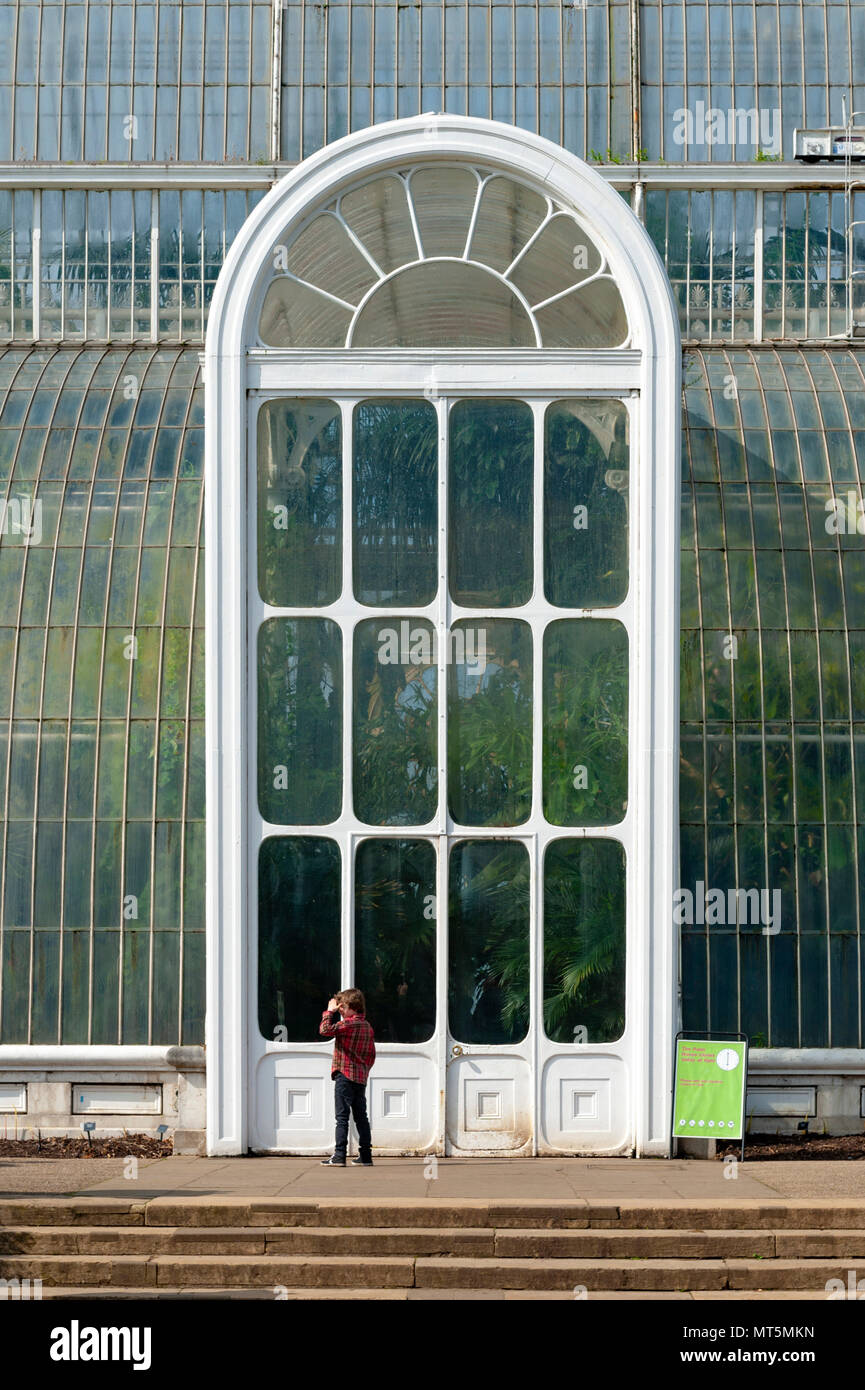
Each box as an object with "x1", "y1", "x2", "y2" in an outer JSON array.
[{"x1": 204, "y1": 114, "x2": 682, "y2": 1156}]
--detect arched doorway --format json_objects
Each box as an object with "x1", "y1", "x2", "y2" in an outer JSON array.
[{"x1": 205, "y1": 115, "x2": 681, "y2": 1156}]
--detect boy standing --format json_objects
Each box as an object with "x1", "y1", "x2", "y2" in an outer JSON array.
[{"x1": 319, "y1": 988, "x2": 376, "y2": 1167}]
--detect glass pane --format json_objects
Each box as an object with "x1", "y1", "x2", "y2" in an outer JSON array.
[
  {"x1": 543, "y1": 619, "x2": 629, "y2": 825},
  {"x1": 90, "y1": 932, "x2": 119, "y2": 1044},
  {"x1": 448, "y1": 399, "x2": 533, "y2": 606},
  {"x1": 448, "y1": 839, "x2": 529, "y2": 1044},
  {"x1": 257, "y1": 618, "x2": 342, "y2": 824},
  {"x1": 257, "y1": 398, "x2": 342, "y2": 606},
  {"x1": 353, "y1": 399, "x2": 437, "y2": 605},
  {"x1": 353, "y1": 262, "x2": 536, "y2": 348},
  {"x1": 258, "y1": 836, "x2": 340, "y2": 1042},
  {"x1": 468, "y1": 175, "x2": 548, "y2": 273},
  {"x1": 61, "y1": 931, "x2": 90, "y2": 1043},
  {"x1": 258, "y1": 276, "x2": 351, "y2": 347},
  {"x1": 339, "y1": 175, "x2": 418, "y2": 274},
  {"x1": 543, "y1": 838, "x2": 626, "y2": 1044},
  {"x1": 282, "y1": 212, "x2": 377, "y2": 305},
  {"x1": 354, "y1": 837, "x2": 436, "y2": 1043},
  {"x1": 545, "y1": 399, "x2": 629, "y2": 606},
  {"x1": 31, "y1": 933, "x2": 60, "y2": 1044},
  {"x1": 510, "y1": 213, "x2": 603, "y2": 306},
  {"x1": 409, "y1": 166, "x2": 479, "y2": 258},
  {"x1": 353, "y1": 618, "x2": 437, "y2": 825},
  {"x1": 448, "y1": 619, "x2": 532, "y2": 826},
  {"x1": 535, "y1": 278, "x2": 628, "y2": 348}
]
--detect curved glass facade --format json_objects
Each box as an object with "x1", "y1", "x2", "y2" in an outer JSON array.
[
  {"x1": 1, "y1": 343, "x2": 862, "y2": 1047},
  {"x1": 681, "y1": 347, "x2": 865, "y2": 1047},
  {"x1": 1, "y1": 0, "x2": 864, "y2": 1073},
  {"x1": 0, "y1": 347, "x2": 204, "y2": 1044}
]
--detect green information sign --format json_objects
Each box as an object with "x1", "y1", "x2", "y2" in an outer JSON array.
[{"x1": 672, "y1": 1037, "x2": 747, "y2": 1141}]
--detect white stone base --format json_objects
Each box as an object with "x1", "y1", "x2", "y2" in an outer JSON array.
[{"x1": 0, "y1": 1046, "x2": 206, "y2": 1153}]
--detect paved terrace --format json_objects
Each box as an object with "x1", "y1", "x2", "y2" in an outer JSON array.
[{"x1": 0, "y1": 1156, "x2": 862, "y2": 1202}]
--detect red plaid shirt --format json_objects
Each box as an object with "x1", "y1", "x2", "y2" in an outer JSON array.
[{"x1": 319, "y1": 1010, "x2": 376, "y2": 1084}]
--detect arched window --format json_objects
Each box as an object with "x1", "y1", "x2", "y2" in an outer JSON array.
[
  {"x1": 205, "y1": 117, "x2": 680, "y2": 1161},
  {"x1": 257, "y1": 166, "x2": 629, "y2": 349}
]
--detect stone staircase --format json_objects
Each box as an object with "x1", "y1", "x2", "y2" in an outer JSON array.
[{"x1": 1, "y1": 1196, "x2": 864, "y2": 1299}]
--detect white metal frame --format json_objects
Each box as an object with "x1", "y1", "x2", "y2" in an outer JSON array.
[{"x1": 205, "y1": 114, "x2": 681, "y2": 1157}]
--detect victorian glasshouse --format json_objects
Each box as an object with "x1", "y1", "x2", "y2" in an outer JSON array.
[{"x1": 0, "y1": 0, "x2": 863, "y2": 1157}]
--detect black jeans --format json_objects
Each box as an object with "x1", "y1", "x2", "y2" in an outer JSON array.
[{"x1": 333, "y1": 1072, "x2": 372, "y2": 1160}]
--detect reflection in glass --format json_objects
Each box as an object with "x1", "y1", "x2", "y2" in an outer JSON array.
[
  {"x1": 543, "y1": 838, "x2": 626, "y2": 1044},
  {"x1": 545, "y1": 400, "x2": 629, "y2": 606},
  {"x1": 257, "y1": 399, "x2": 342, "y2": 606},
  {"x1": 257, "y1": 618, "x2": 342, "y2": 824},
  {"x1": 353, "y1": 618, "x2": 437, "y2": 825},
  {"x1": 448, "y1": 839, "x2": 529, "y2": 1044},
  {"x1": 355, "y1": 838, "x2": 436, "y2": 1043},
  {"x1": 353, "y1": 399, "x2": 437, "y2": 605},
  {"x1": 543, "y1": 620, "x2": 628, "y2": 825},
  {"x1": 449, "y1": 399, "x2": 534, "y2": 606},
  {"x1": 258, "y1": 837, "x2": 340, "y2": 1042},
  {"x1": 448, "y1": 619, "x2": 532, "y2": 826}
]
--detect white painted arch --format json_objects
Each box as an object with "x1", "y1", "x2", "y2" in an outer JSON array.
[{"x1": 204, "y1": 114, "x2": 681, "y2": 1156}]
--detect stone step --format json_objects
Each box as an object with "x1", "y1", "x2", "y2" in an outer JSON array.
[
  {"x1": 413, "y1": 1256, "x2": 865, "y2": 1293},
  {"x1": 0, "y1": 1225, "x2": 494, "y2": 1256},
  {"x1": 8, "y1": 1285, "x2": 685, "y2": 1301},
  {"x1": 2, "y1": 1252, "x2": 861, "y2": 1292},
  {"x1": 3, "y1": 1196, "x2": 865, "y2": 1231},
  {"x1": 5, "y1": 1225, "x2": 865, "y2": 1258},
  {"x1": 26, "y1": 1284, "x2": 840, "y2": 1302},
  {"x1": 0, "y1": 1254, "x2": 416, "y2": 1289},
  {"x1": 494, "y1": 1229, "x2": 865, "y2": 1258}
]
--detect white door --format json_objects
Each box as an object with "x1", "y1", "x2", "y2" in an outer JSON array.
[{"x1": 247, "y1": 386, "x2": 636, "y2": 1155}]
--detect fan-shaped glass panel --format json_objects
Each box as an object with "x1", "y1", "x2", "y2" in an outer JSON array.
[
  {"x1": 338, "y1": 175, "x2": 418, "y2": 273},
  {"x1": 468, "y1": 176, "x2": 548, "y2": 272},
  {"x1": 510, "y1": 213, "x2": 603, "y2": 305},
  {"x1": 259, "y1": 277, "x2": 351, "y2": 347},
  {"x1": 352, "y1": 261, "x2": 536, "y2": 348},
  {"x1": 283, "y1": 212, "x2": 377, "y2": 305},
  {"x1": 258, "y1": 163, "x2": 629, "y2": 349},
  {"x1": 536, "y1": 279, "x2": 628, "y2": 349},
  {"x1": 409, "y1": 166, "x2": 480, "y2": 258}
]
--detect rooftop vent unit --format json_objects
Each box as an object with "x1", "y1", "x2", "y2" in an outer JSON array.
[{"x1": 794, "y1": 128, "x2": 865, "y2": 161}]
